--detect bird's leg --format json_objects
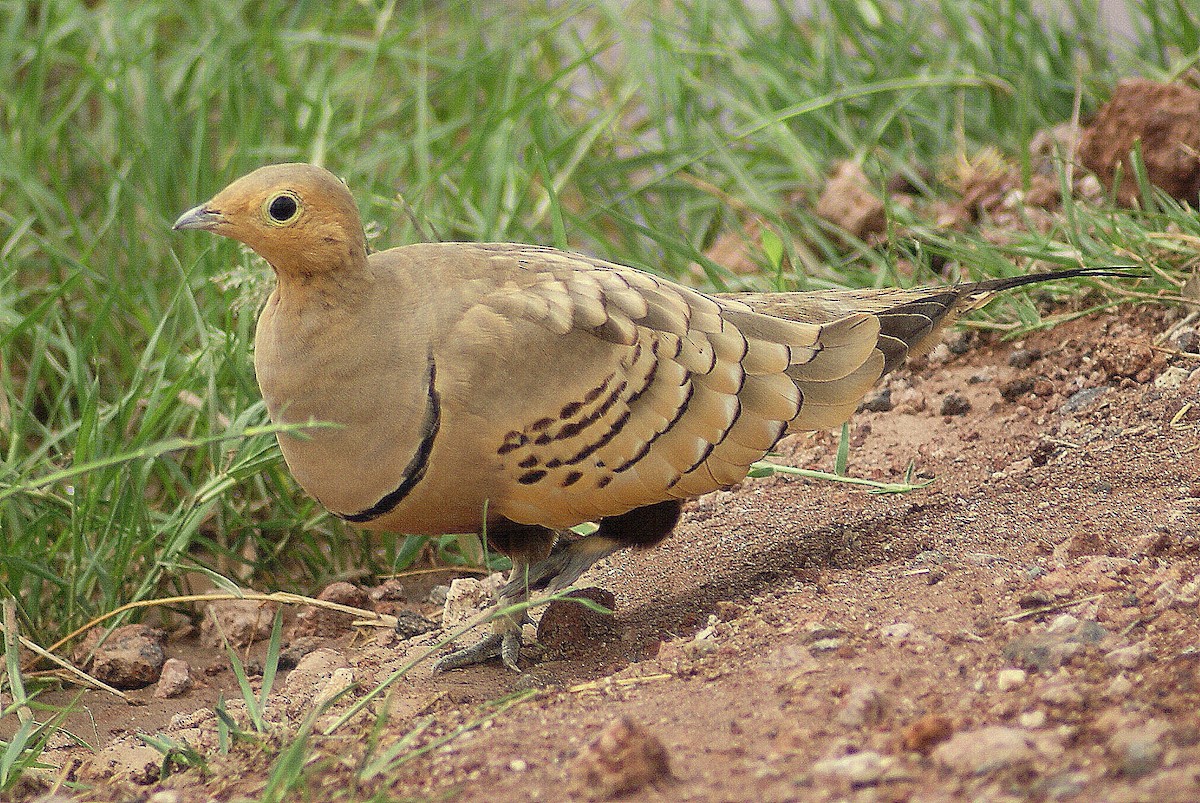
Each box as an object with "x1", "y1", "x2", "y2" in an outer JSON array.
[
  {"x1": 432, "y1": 520, "x2": 556, "y2": 673},
  {"x1": 508, "y1": 499, "x2": 684, "y2": 594},
  {"x1": 431, "y1": 555, "x2": 532, "y2": 672}
]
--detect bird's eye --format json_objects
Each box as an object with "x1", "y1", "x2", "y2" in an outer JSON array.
[{"x1": 265, "y1": 192, "x2": 300, "y2": 224}]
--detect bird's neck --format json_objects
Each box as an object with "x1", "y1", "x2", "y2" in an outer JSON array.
[{"x1": 271, "y1": 258, "x2": 374, "y2": 311}]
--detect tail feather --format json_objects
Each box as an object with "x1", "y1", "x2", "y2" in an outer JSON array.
[{"x1": 725, "y1": 266, "x2": 1138, "y2": 375}]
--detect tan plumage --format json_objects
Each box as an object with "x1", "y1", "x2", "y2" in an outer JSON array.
[{"x1": 174, "y1": 163, "x2": 1127, "y2": 671}]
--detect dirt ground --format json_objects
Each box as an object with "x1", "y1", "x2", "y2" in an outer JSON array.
[{"x1": 14, "y1": 298, "x2": 1199, "y2": 802}]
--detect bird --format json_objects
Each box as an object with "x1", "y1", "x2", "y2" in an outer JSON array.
[{"x1": 174, "y1": 163, "x2": 1130, "y2": 672}]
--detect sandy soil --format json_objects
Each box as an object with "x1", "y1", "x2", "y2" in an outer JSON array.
[{"x1": 13, "y1": 300, "x2": 1199, "y2": 803}]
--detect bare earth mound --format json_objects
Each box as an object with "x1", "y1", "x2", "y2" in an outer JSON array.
[{"x1": 23, "y1": 303, "x2": 1200, "y2": 802}]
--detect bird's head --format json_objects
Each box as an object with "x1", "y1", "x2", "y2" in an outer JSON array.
[{"x1": 173, "y1": 163, "x2": 368, "y2": 277}]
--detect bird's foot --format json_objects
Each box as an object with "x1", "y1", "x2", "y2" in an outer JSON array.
[{"x1": 432, "y1": 611, "x2": 529, "y2": 673}]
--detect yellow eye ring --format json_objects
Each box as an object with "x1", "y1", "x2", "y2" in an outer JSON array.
[{"x1": 264, "y1": 191, "x2": 301, "y2": 225}]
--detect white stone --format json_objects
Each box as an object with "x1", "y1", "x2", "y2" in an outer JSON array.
[
  {"x1": 812, "y1": 750, "x2": 889, "y2": 785},
  {"x1": 932, "y1": 726, "x2": 1036, "y2": 775},
  {"x1": 997, "y1": 668, "x2": 1028, "y2": 691}
]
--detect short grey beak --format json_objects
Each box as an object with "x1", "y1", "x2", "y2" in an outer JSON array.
[{"x1": 172, "y1": 205, "x2": 224, "y2": 231}]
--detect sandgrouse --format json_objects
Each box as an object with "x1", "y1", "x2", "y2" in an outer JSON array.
[{"x1": 175, "y1": 163, "x2": 1126, "y2": 671}]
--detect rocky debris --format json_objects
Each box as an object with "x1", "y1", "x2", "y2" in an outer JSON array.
[
  {"x1": 1080, "y1": 79, "x2": 1200, "y2": 205},
  {"x1": 391, "y1": 609, "x2": 440, "y2": 640},
  {"x1": 1094, "y1": 337, "x2": 1155, "y2": 379},
  {"x1": 278, "y1": 635, "x2": 325, "y2": 669},
  {"x1": 815, "y1": 160, "x2": 887, "y2": 240},
  {"x1": 858, "y1": 387, "x2": 893, "y2": 413},
  {"x1": 1174, "y1": 328, "x2": 1200, "y2": 354},
  {"x1": 939, "y1": 391, "x2": 971, "y2": 416},
  {"x1": 657, "y1": 618, "x2": 720, "y2": 671},
  {"x1": 292, "y1": 581, "x2": 370, "y2": 638},
  {"x1": 932, "y1": 725, "x2": 1036, "y2": 776},
  {"x1": 440, "y1": 574, "x2": 505, "y2": 633},
  {"x1": 999, "y1": 376, "x2": 1035, "y2": 402},
  {"x1": 1154, "y1": 365, "x2": 1193, "y2": 390},
  {"x1": 1002, "y1": 615, "x2": 1108, "y2": 672},
  {"x1": 281, "y1": 648, "x2": 352, "y2": 719},
  {"x1": 1104, "y1": 642, "x2": 1151, "y2": 671},
  {"x1": 84, "y1": 735, "x2": 166, "y2": 786},
  {"x1": 1109, "y1": 719, "x2": 1171, "y2": 779},
  {"x1": 536, "y1": 587, "x2": 617, "y2": 661},
  {"x1": 75, "y1": 624, "x2": 167, "y2": 690},
  {"x1": 153, "y1": 657, "x2": 192, "y2": 699},
  {"x1": 811, "y1": 750, "x2": 891, "y2": 787},
  {"x1": 996, "y1": 668, "x2": 1027, "y2": 692},
  {"x1": 200, "y1": 597, "x2": 276, "y2": 649},
  {"x1": 836, "y1": 683, "x2": 886, "y2": 728},
  {"x1": 891, "y1": 385, "x2": 927, "y2": 413},
  {"x1": 567, "y1": 716, "x2": 673, "y2": 800},
  {"x1": 1060, "y1": 385, "x2": 1110, "y2": 412},
  {"x1": 1008, "y1": 347, "x2": 1043, "y2": 369}
]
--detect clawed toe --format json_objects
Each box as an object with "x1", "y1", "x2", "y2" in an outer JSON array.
[{"x1": 432, "y1": 633, "x2": 506, "y2": 672}]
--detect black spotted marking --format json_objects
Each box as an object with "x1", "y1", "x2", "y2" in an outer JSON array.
[
  {"x1": 612, "y1": 440, "x2": 651, "y2": 473},
  {"x1": 686, "y1": 388, "x2": 747, "y2": 473},
  {"x1": 546, "y1": 457, "x2": 563, "y2": 469},
  {"x1": 680, "y1": 440, "x2": 717, "y2": 475},
  {"x1": 517, "y1": 455, "x2": 538, "y2": 469},
  {"x1": 534, "y1": 433, "x2": 552, "y2": 445},
  {"x1": 562, "y1": 471, "x2": 583, "y2": 487},
  {"x1": 497, "y1": 430, "x2": 527, "y2": 456},
  {"x1": 551, "y1": 379, "x2": 627, "y2": 442},
  {"x1": 518, "y1": 469, "x2": 548, "y2": 485},
  {"x1": 531, "y1": 417, "x2": 555, "y2": 431},
  {"x1": 621, "y1": 340, "x2": 659, "y2": 408},
  {"x1": 582, "y1": 374, "x2": 615, "y2": 404},
  {"x1": 559, "y1": 400, "x2": 584, "y2": 419},
  {"x1": 597, "y1": 475, "x2": 612, "y2": 489},
  {"x1": 340, "y1": 355, "x2": 441, "y2": 524},
  {"x1": 611, "y1": 378, "x2": 694, "y2": 474},
  {"x1": 562, "y1": 409, "x2": 632, "y2": 465}
]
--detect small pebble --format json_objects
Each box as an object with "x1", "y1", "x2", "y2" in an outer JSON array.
[
  {"x1": 837, "y1": 684, "x2": 886, "y2": 728},
  {"x1": 811, "y1": 751, "x2": 889, "y2": 786},
  {"x1": 932, "y1": 726, "x2": 1036, "y2": 776},
  {"x1": 1105, "y1": 643, "x2": 1149, "y2": 670},
  {"x1": 1018, "y1": 710, "x2": 1047, "y2": 729},
  {"x1": 997, "y1": 668, "x2": 1027, "y2": 692},
  {"x1": 153, "y1": 658, "x2": 192, "y2": 699},
  {"x1": 1174, "y1": 329, "x2": 1199, "y2": 353},
  {"x1": 1109, "y1": 720, "x2": 1170, "y2": 779},
  {"x1": 1008, "y1": 347, "x2": 1043, "y2": 369},
  {"x1": 940, "y1": 392, "x2": 972, "y2": 416},
  {"x1": 859, "y1": 388, "x2": 894, "y2": 413},
  {"x1": 1105, "y1": 674, "x2": 1134, "y2": 700}
]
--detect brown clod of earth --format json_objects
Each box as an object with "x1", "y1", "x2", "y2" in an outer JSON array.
[
  {"x1": 292, "y1": 581, "x2": 370, "y2": 638},
  {"x1": 77, "y1": 624, "x2": 167, "y2": 690},
  {"x1": 1079, "y1": 79, "x2": 1200, "y2": 205},
  {"x1": 703, "y1": 218, "x2": 769, "y2": 276},
  {"x1": 200, "y1": 596, "x2": 276, "y2": 648},
  {"x1": 1094, "y1": 337, "x2": 1156, "y2": 379},
  {"x1": 153, "y1": 657, "x2": 192, "y2": 699},
  {"x1": 568, "y1": 715, "x2": 673, "y2": 800},
  {"x1": 902, "y1": 713, "x2": 955, "y2": 754},
  {"x1": 816, "y1": 160, "x2": 888, "y2": 240}
]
